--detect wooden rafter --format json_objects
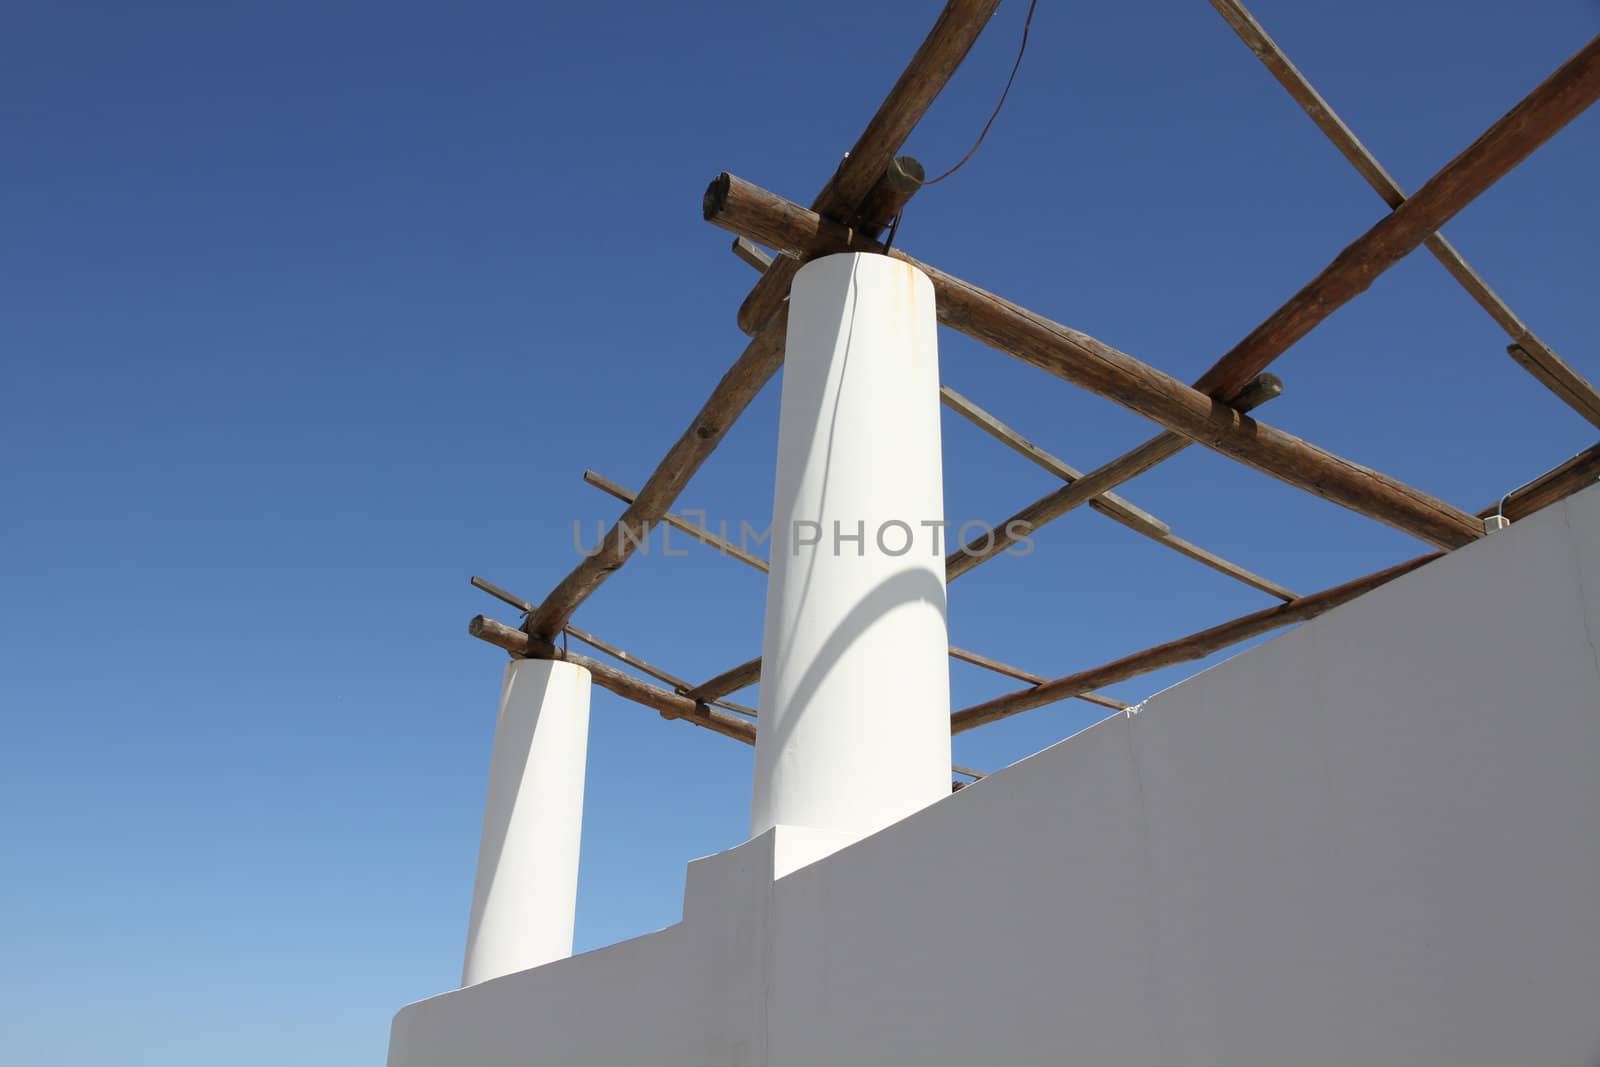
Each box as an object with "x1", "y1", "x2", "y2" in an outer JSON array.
[
  {"x1": 472, "y1": 577, "x2": 758, "y2": 718},
  {"x1": 1192, "y1": 32, "x2": 1600, "y2": 402},
  {"x1": 735, "y1": 0, "x2": 1003, "y2": 335},
  {"x1": 949, "y1": 553, "x2": 1441, "y2": 733},
  {"x1": 1207, "y1": 0, "x2": 1600, "y2": 430},
  {"x1": 470, "y1": 615, "x2": 759, "y2": 745},
  {"x1": 521, "y1": 0, "x2": 1002, "y2": 643},
  {"x1": 730, "y1": 235, "x2": 1296, "y2": 601},
  {"x1": 704, "y1": 173, "x2": 1484, "y2": 549}
]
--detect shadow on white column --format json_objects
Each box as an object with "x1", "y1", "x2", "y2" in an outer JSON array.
[{"x1": 461, "y1": 658, "x2": 591, "y2": 986}]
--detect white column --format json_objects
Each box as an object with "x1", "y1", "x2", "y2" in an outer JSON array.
[
  {"x1": 461, "y1": 658, "x2": 590, "y2": 986},
  {"x1": 751, "y1": 252, "x2": 951, "y2": 872}
]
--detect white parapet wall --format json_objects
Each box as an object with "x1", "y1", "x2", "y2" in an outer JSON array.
[{"x1": 391, "y1": 483, "x2": 1600, "y2": 1066}]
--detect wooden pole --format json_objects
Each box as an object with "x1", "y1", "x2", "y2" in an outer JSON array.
[
  {"x1": 523, "y1": 311, "x2": 787, "y2": 641},
  {"x1": 940, "y1": 385, "x2": 1297, "y2": 599},
  {"x1": 471, "y1": 577, "x2": 758, "y2": 718},
  {"x1": 704, "y1": 174, "x2": 1483, "y2": 549},
  {"x1": 950, "y1": 553, "x2": 1441, "y2": 733},
  {"x1": 1207, "y1": 0, "x2": 1600, "y2": 430},
  {"x1": 1192, "y1": 31, "x2": 1600, "y2": 401},
  {"x1": 729, "y1": 235, "x2": 1296, "y2": 599},
  {"x1": 469, "y1": 615, "x2": 759, "y2": 745},
  {"x1": 735, "y1": 0, "x2": 1002, "y2": 335},
  {"x1": 581, "y1": 470, "x2": 771, "y2": 572}
]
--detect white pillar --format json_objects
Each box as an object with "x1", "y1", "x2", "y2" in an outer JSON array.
[
  {"x1": 461, "y1": 658, "x2": 590, "y2": 986},
  {"x1": 751, "y1": 252, "x2": 951, "y2": 872}
]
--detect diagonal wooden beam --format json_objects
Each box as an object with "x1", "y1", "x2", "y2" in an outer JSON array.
[
  {"x1": 581, "y1": 470, "x2": 771, "y2": 573},
  {"x1": 939, "y1": 385, "x2": 1298, "y2": 599},
  {"x1": 1208, "y1": 0, "x2": 1600, "y2": 430},
  {"x1": 947, "y1": 646, "x2": 1128, "y2": 711},
  {"x1": 523, "y1": 312, "x2": 788, "y2": 641},
  {"x1": 950, "y1": 552, "x2": 1440, "y2": 733},
  {"x1": 469, "y1": 615, "x2": 759, "y2": 745},
  {"x1": 730, "y1": 236, "x2": 1296, "y2": 600},
  {"x1": 704, "y1": 173, "x2": 1483, "y2": 549},
  {"x1": 471, "y1": 577, "x2": 758, "y2": 718},
  {"x1": 942, "y1": 375, "x2": 1286, "y2": 579},
  {"x1": 736, "y1": 0, "x2": 1003, "y2": 335},
  {"x1": 1193, "y1": 31, "x2": 1600, "y2": 401}
]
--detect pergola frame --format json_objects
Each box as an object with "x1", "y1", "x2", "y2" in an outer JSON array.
[{"x1": 468, "y1": 0, "x2": 1600, "y2": 775}]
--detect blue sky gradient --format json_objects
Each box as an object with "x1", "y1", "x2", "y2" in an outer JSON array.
[{"x1": 3, "y1": 1, "x2": 1597, "y2": 1062}]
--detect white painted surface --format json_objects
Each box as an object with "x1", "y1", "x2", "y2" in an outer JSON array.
[
  {"x1": 395, "y1": 484, "x2": 1600, "y2": 1066},
  {"x1": 459, "y1": 659, "x2": 590, "y2": 987},
  {"x1": 752, "y1": 252, "x2": 951, "y2": 858}
]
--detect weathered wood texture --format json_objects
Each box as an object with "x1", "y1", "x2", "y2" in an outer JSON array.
[
  {"x1": 735, "y1": 0, "x2": 1002, "y2": 335},
  {"x1": 854, "y1": 156, "x2": 925, "y2": 239},
  {"x1": 469, "y1": 615, "x2": 759, "y2": 745},
  {"x1": 1478, "y1": 441, "x2": 1600, "y2": 522},
  {"x1": 1193, "y1": 30, "x2": 1600, "y2": 402},
  {"x1": 1208, "y1": 0, "x2": 1600, "y2": 430},
  {"x1": 943, "y1": 376, "x2": 1284, "y2": 579},
  {"x1": 727, "y1": 238, "x2": 1295, "y2": 599},
  {"x1": 950, "y1": 553, "x2": 1440, "y2": 733},
  {"x1": 523, "y1": 312, "x2": 787, "y2": 641},
  {"x1": 472, "y1": 577, "x2": 758, "y2": 718},
  {"x1": 705, "y1": 174, "x2": 1482, "y2": 549}
]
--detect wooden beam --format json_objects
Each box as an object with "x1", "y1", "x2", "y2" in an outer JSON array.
[
  {"x1": 469, "y1": 615, "x2": 759, "y2": 745},
  {"x1": 471, "y1": 577, "x2": 758, "y2": 718},
  {"x1": 1478, "y1": 441, "x2": 1600, "y2": 522},
  {"x1": 731, "y1": 237, "x2": 777, "y2": 273},
  {"x1": 854, "y1": 156, "x2": 925, "y2": 239},
  {"x1": 1192, "y1": 31, "x2": 1600, "y2": 402},
  {"x1": 582, "y1": 470, "x2": 771, "y2": 572},
  {"x1": 1208, "y1": 0, "x2": 1600, "y2": 430},
  {"x1": 686, "y1": 656, "x2": 764, "y2": 704},
  {"x1": 940, "y1": 385, "x2": 1298, "y2": 600},
  {"x1": 729, "y1": 235, "x2": 1297, "y2": 600},
  {"x1": 948, "y1": 646, "x2": 1128, "y2": 711},
  {"x1": 587, "y1": 461, "x2": 1132, "y2": 710},
  {"x1": 735, "y1": 0, "x2": 1002, "y2": 335},
  {"x1": 950, "y1": 553, "x2": 1441, "y2": 733},
  {"x1": 944, "y1": 376, "x2": 1284, "y2": 580},
  {"x1": 704, "y1": 173, "x2": 1483, "y2": 549},
  {"x1": 523, "y1": 310, "x2": 788, "y2": 641}
]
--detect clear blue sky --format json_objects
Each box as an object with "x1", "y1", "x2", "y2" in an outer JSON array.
[{"x1": 2, "y1": 1, "x2": 1595, "y2": 1062}]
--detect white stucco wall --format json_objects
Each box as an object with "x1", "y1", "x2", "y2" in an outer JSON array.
[{"x1": 390, "y1": 483, "x2": 1600, "y2": 1067}]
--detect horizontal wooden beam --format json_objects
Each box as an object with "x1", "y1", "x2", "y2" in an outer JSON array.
[
  {"x1": 1208, "y1": 0, "x2": 1600, "y2": 431},
  {"x1": 704, "y1": 173, "x2": 1483, "y2": 549},
  {"x1": 950, "y1": 552, "x2": 1441, "y2": 733},
  {"x1": 469, "y1": 615, "x2": 758, "y2": 745},
  {"x1": 736, "y1": 0, "x2": 1002, "y2": 335},
  {"x1": 523, "y1": 311, "x2": 787, "y2": 641},
  {"x1": 1193, "y1": 30, "x2": 1600, "y2": 401}
]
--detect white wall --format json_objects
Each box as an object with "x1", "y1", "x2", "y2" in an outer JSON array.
[{"x1": 390, "y1": 483, "x2": 1600, "y2": 1067}]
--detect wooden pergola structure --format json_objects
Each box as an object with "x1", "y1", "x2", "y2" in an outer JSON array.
[{"x1": 468, "y1": 0, "x2": 1600, "y2": 777}]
